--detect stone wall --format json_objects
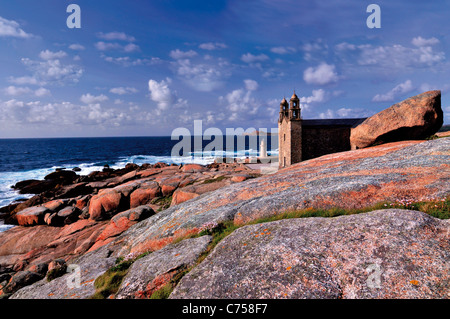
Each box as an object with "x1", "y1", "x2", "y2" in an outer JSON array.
[{"x1": 302, "y1": 126, "x2": 351, "y2": 161}]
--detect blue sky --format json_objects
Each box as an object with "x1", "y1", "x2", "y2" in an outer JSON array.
[{"x1": 0, "y1": 0, "x2": 449, "y2": 138}]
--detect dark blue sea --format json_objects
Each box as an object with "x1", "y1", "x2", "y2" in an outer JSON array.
[{"x1": 0, "y1": 136, "x2": 278, "y2": 230}]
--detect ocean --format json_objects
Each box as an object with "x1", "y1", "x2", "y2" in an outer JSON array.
[{"x1": 0, "y1": 136, "x2": 277, "y2": 231}]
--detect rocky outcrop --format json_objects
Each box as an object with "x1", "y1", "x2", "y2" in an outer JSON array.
[
  {"x1": 170, "y1": 210, "x2": 449, "y2": 299},
  {"x1": 10, "y1": 245, "x2": 116, "y2": 299},
  {"x1": 0, "y1": 161, "x2": 258, "y2": 296},
  {"x1": 15, "y1": 206, "x2": 50, "y2": 226},
  {"x1": 113, "y1": 138, "x2": 449, "y2": 257},
  {"x1": 116, "y1": 236, "x2": 211, "y2": 299},
  {"x1": 350, "y1": 90, "x2": 443, "y2": 149},
  {"x1": 90, "y1": 206, "x2": 155, "y2": 251}
]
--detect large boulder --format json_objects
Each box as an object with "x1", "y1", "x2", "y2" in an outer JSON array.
[
  {"x1": 171, "y1": 179, "x2": 231, "y2": 206},
  {"x1": 1, "y1": 271, "x2": 43, "y2": 296},
  {"x1": 15, "y1": 206, "x2": 50, "y2": 226},
  {"x1": 91, "y1": 206, "x2": 155, "y2": 251},
  {"x1": 44, "y1": 170, "x2": 78, "y2": 184},
  {"x1": 88, "y1": 184, "x2": 132, "y2": 221},
  {"x1": 116, "y1": 236, "x2": 211, "y2": 299},
  {"x1": 181, "y1": 164, "x2": 207, "y2": 173},
  {"x1": 350, "y1": 90, "x2": 443, "y2": 149},
  {"x1": 13, "y1": 179, "x2": 58, "y2": 195},
  {"x1": 170, "y1": 210, "x2": 450, "y2": 299},
  {"x1": 9, "y1": 245, "x2": 116, "y2": 299},
  {"x1": 129, "y1": 180, "x2": 161, "y2": 208}
]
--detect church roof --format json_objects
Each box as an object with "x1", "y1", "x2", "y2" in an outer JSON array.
[
  {"x1": 302, "y1": 118, "x2": 367, "y2": 128},
  {"x1": 290, "y1": 92, "x2": 298, "y2": 99}
]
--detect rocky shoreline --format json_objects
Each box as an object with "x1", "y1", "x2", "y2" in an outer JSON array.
[
  {"x1": 0, "y1": 160, "x2": 264, "y2": 297},
  {"x1": 0, "y1": 137, "x2": 448, "y2": 299}
]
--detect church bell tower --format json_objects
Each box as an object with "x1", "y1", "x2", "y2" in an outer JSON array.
[{"x1": 278, "y1": 91, "x2": 302, "y2": 168}]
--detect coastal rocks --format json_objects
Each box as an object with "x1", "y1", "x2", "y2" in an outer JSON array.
[
  {"x1": 1, "y1": 162, "x2": 255, "y2": 269},
  {"x1": 171, "y1": 178, "x2": 231, "y2": 206},
  {"x1": 181, "y1": 164, "x2": 207, "y2": 173},
  {"x1": 44, "y1": 170, "x2": 77, "y2": 184},
  {"x1": 13, "y1": 179, "x2": 57, "y2": 195},
  {"x1": 1, "y1": 271, "x2": 43, "y2": 296},
  {"x1": 113, "y1": 138, "x2": 449, "y2": 259},
  {"x1": 0, "y1": 218, "x2": 107, "y2": 280},
  {"x1": 10, "y1": 245, "x2": 117, "y2": 299},
  {"x1": 129, "y1": 180, "x2": 161, "y2": 208},
  {"x1": 171, "y1": 188, "x2": 200, "y2": 206},
  {"x1": 42, "y1": 199, "x2": 68, "y2": 212},
  {"x1": 350, "y1": 90, "x2": 443, "y2": 149},
  {"x1": 116, "y1": 236, "x2": 212, "y2": 299},
  {"x1": 15, "y1": 206, "x2": 50, "y2": 226},
  {"x1": 88, "y1": 188, "x2": 128, "y2": 221},
  {"x1": 57, "y1": 206, "x2": 81, "y2": 224},
  {"x1": 46, "y1": 259, "x2": 67, "y2": 281},
  {"x1": 91, "y1": 206, "x2": 155, "y2": 251},
  {"x1": 170, "y1": 210, "x2": 450, "y2": 299},
  {"x1": 16, "y1": 200, "x2": 82, "y2": 227},
  {"x1": 231, "y1": 174, "x2": 250, "y2": 182},
  {"x1": 54, "y1": 182, "x2": 92, "y2": 199}
]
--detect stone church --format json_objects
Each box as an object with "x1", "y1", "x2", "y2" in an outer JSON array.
[{"x1": 278, "y1": 92, "x2": 366, "y2": 168}]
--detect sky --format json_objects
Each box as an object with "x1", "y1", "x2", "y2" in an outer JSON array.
[{"x1": 0, "y1": 0, "x2": 449, "y2": 138}]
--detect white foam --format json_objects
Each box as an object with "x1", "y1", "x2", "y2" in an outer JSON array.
[{"x1": 0, "y1": 221, "x2": 14, "y2": 233}]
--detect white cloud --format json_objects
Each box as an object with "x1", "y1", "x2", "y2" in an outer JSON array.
[
  {"x1": 302, "y1": 89, "x2": 326, "y2": 104},
  {"x1": 244, "y1": 79, "x2": 259, "y2": 91},
  {"x1": 39, "y1": 50, "x2": 67, "y2": 60},
  {"x1": 319, "y1": 108, "x2": 374, "y2": 119},
  {"x1": 303, "y1": 63, "x2": 339, "y2": 85},
  {"x1": 69, "y1": 43, "x2": 85, "y2": 51},
  {"x1": 302, "y1": 39, "x2": 329, "y2": 62},
  {"x1": 102, "y1": 55, "x2": 161, "y2": 67},
  {"x1": 299, "y1": 89, "x2": 328, "y2": 113},
  {"x1": 0, "y1": 16, "x2": 32, "y2": 38},
  {"x1": 270, "y1": 46, "x2": 296, "y2": 54},
  {"x1": 34, "y1": 87, "x2": 51, "y2": 97},
  {"x1": 219, "y1": 80, "x2": 273, "y2": 124},
  {"x1": 80, "y1": 93, "x2": 109, "y2": 104},
  {"x1": 372, "y1": 80, "x2": 414, "y2": 102},
  {"x1": 199, "y1": 42, "x2": 227, "y2": 50},
  {"x1": 8, "y1": 76, "x2": 41, "y2": 86},
  {"x1": 21, "y1": 56, "x2": 83, "y2": 85},
  {"x1": 2, "y1": 86, "x2": 51, "y2": 97},
  {"x1": 109, "y1": 87, "x2": 138, "y2": 95},
  {"x1": 94, "y1": 41, "x2": 122, "y2": 51},
  {"x1": 412, "y1": 36, "x2": 439, "y2": 47},
  {"x1": 148, "y1": 78, "x2": 188, "y2": 115},
  {"x1": 241, "y1": 53, "x2": 269, "y2": 63},
  {"x1": 124, "y1": 43, "x2": 140, "y2": 53},
  {"x1": 223, "y1": 89, "x2": 259, "y2": 120},
  {"x1": 172, "y1": 58, "x2": 228, "y2": 92},
  {"x1": 336, "y1": 41, "x2": 445, "y2": 69},
  {"x1": 97, "y1": 32, "x2": 136, "y2": 42},
  {"x1": 95, "y1": 40, "x2": 139, "y2": 52},
  {"x1": 148, "y1": 78, "x2": 174, "y2": 111},
  {"x1": 169, "y1": 49, "x2": 198, "y2": 59},
  {"x1": 3, "y1": 86, "x2": 32, "y2": 96},
  {"x1": 0, "y1": 99, "x2": 135, "y2": 128}
]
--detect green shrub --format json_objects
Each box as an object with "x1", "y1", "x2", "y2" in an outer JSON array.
[{"x1": 202, "y1": 176, "x2": 227, "y2": 184}]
